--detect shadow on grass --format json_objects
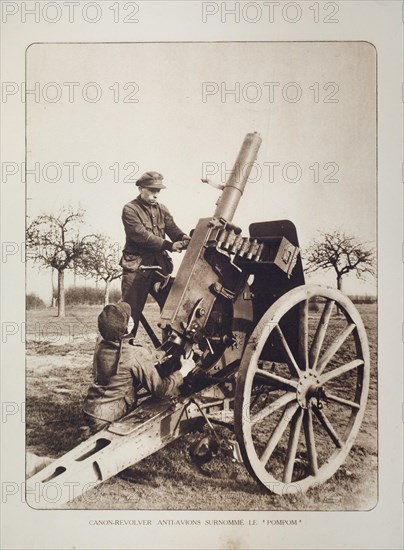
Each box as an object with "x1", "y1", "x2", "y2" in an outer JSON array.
[{"x1": 26, "y1": 394, "x2": 87, "y2": 456}]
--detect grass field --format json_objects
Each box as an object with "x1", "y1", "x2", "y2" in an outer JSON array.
[{"x1": 26, "y1": 301, "x2": 377, "y2": 511}]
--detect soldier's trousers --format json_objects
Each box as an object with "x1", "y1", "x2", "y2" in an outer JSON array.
[{"x1": 121, "y1": 268, "x2": 171, "y2": 337}]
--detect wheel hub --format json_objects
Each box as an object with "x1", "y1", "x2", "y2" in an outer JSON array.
[{"x1": 296, "y1": 370, "x2": 322, "y2": 409}]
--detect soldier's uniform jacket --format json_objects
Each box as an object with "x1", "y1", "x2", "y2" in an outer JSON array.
[
  {"x1": 83, "y1": 336, "x2": 183, "y2": 423},
  {"x1": 121, "y1": 196, "x2": 185, "y2": 273}
]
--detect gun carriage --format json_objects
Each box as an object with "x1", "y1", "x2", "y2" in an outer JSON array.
[{"x1": 27, "y1": 133, "x2": 370, "y2": 506}]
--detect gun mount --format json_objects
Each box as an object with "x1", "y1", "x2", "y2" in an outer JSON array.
[{"x1": 27, "y1": 133, "x2": 370, "y2": 507}]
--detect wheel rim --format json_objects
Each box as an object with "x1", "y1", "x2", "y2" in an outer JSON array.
[{"x1": 234, "y1": 284, "x2": 370, "y2": 495}]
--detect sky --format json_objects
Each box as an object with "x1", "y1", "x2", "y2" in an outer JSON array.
[{"x1": 25, "y1": 42, "x2": 376, "y2": 301}]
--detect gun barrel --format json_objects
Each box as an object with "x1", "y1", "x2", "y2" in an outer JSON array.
[{"x1": 213, "y1": 132, "x2": 262, "y2": 222}]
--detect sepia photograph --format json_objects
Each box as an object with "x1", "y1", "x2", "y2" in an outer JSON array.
[
  {"x1": 24, "y1": 41, "x2": 377, "y2": 511},
  {"x1": 2, "y1": 2, "x2": 404, "y2": 549}
]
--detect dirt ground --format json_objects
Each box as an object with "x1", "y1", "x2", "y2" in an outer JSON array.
[{"x1": 26, "y1": 301, "x2": 377, "y2": 511}]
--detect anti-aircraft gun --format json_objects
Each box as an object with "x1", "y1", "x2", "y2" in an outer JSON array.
[{"x1": 27, "y1": 133, "x2": 370, "y2": 506}]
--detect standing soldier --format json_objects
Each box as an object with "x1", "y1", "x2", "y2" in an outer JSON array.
[{"x1": 120, "y1": 171, "x2": 190, "y2": 336}]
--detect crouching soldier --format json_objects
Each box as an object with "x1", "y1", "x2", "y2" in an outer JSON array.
[{"x1": 83, "y1": 302, "x2": 194, "y2": 433}]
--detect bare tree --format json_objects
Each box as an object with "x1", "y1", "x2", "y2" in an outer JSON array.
[
  {"x1": 26, "y1": 208, "x2": 93, "y2": 317},
  {"x1": 78, "y1": 235, "x2": 122, "y2": 305},
  {"x1": 305, "y1": 230, "x2": 376, "y2": 292},
  {"x1": 51, "y1": 267, "x2": 57, "y2": 307}
]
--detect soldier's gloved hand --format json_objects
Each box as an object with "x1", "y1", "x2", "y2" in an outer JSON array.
[
  {"x1": 172, "y1": 241, "x2": 185, "y2": 252},
  {"x1": 172, "y1": 235, "x2": 191, "y2": 253},
  {"x1": 181, "y1": 235, "x2": 191, "y2": 250},
  {"x1": 179, "y1": 355, "x2": 195, "y2": 377}
]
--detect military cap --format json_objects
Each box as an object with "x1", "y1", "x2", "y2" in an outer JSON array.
[
  {"x1": 136, "y1": 171, "x2": 166, "y2": 189},
  {"x1": 98, "y1": 302, "x2": 131, "y2": 341}
]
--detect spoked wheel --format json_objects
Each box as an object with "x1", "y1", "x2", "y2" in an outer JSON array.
[{"x1": 234, "y1": 284, "x2": 370, "y2": 495}]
